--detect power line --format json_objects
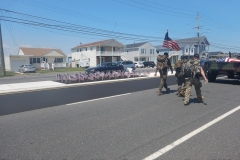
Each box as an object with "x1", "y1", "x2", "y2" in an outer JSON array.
[{"x1": 113, "y1": 0, "x2": 195, "y2": 18}]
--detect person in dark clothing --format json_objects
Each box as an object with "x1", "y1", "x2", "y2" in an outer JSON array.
[{"x1": 154, "y1": 52, "x2": 173, "y2": 95}]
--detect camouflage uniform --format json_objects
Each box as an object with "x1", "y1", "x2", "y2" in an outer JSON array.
[
  {"x1": 156, "y1": 58, "x2": 173, "y2": 95},
  {"x1": 184, "y1": 59, "x2": 204, "y2": 105},
  {"x1": 175, "y1": 59, "x2": 185, "y2": 97}
]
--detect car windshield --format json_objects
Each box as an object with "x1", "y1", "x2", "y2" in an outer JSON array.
[
  {"x1": 116, "y1": 61, "x2": 122, "y2": 65},
  {"x1": 96, "y1": 63, "x2": 106, "y2": 67},
  {"x1": 24, "y1": 64, "x2": 33, "y2": 67}
]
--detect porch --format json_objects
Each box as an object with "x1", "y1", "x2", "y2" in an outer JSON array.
[
  {"x1": 96, "y1": 51, "x2": 124, "y2": 56},
  {"x1": 96, "y1": 56, "x2": 122, "y2": 64}
]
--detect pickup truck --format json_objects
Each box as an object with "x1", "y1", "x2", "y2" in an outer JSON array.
[{"x1": 201, "y1": 58, "x2": 240, "y2": 82}]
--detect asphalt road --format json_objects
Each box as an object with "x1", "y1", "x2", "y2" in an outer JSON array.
[{"x1": 0, "y1": 76, "x2": 240, "y2": 160}]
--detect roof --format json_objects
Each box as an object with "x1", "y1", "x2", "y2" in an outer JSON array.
[
  {"x1": 20, "y1": 47, "x2": 66, "y2": 57},
  {"x1": 125, "y1": 42, "x2": 148, "y2": 48},
  {"x1": 71, "y1": 39, "x2": 112, "y2": 50},
  {"x1": 176, "y1": 36, "x2": 210, "y2": 47},
  {"x1": 155, "y1": 36, "x2": 210, "y2": 49},
  {"x1": 207, "y1": 51, "x2": 225, "y2": 55}
]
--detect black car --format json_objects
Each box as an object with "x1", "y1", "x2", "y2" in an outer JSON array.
[
  {"x1": 85, "y1": 62, "x2": 124, "y2": 74},
  {"x1": 143, "y1": 61, "x2": 156, "y2": 68}
]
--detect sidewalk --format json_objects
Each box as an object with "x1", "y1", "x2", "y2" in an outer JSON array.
[{"x1": 0, "y1": 71, "x2": 175, "y2": 94}]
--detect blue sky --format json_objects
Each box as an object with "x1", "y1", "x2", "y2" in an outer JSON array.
[{"x1": 0, "y1": 0, "x2": 240, "y2": 56}]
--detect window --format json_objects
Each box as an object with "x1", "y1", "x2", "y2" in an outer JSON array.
[
  {"x1": 55, "y1": 58, "x2": 63, "y2": 63},
  {"x1": 141, "y1": 48, "x2": 146, "y2": 54},
  {"x1": 186, "y1": 49, "x2": 188, "y2": 52},
  {"x1": 111, "y1": 63, "x2": 117, "y2": 66},
  {"x1": 126, "y1": 61, "x2": 133, "y2": 64},
  {"x1": 191, "y1": 49, "x2": 193, "y2": 53},
  {"x1": 30, "y1": 58, "x2": 40, "y2": 64},
  {"x1": 80, "y1": 49, "x2": 81, "y2": 52},
  {"x1": 101, "y1": 47, "x2": 105, "y2": 51},
  {"x1": 113, "y1": 47, "x2": 116, "y2": 51},
  {"x1": 90, "y1": 47, "x2": 93, "y2": 51},
  {"x1": 85, "y1": 48, "x2": 87, "y2": 51},
  {"x1": 150, "y1": 49, "x2": 154, "y2": 54},
  {"x1": 77, "y1": 49, "x2": 79, "y2": 52}
]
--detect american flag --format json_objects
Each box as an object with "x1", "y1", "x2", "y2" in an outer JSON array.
[
  {"x1": 216, "y1": 58, "x2": 240, "y2": 62},
  {"x1": 163, "y1": 31, "x2": 181, "y2": 51}
]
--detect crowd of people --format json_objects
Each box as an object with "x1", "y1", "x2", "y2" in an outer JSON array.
[{"x1": 154, "y1": 52, "x2": 208, "y2": 105}]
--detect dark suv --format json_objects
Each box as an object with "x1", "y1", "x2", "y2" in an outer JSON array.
[{"x1": 143, "y1": 61, "x2": 156, "y2": 68}]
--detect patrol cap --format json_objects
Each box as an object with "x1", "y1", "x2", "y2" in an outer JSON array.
[
  {"x1": 194, "y1": 53, "x2": 199, "y2": 58},
  {"x1": 164, "y1": 52, "x2": 169, "y2": 57}
]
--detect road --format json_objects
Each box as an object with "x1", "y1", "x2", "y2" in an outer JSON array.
[{"x1": 0, "y1": 76, "x2": 240, "y2": 160}]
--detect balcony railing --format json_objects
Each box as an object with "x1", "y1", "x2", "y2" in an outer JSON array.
[{"x1": 96, "y1": 51, "x2": 124, "y2": 56}]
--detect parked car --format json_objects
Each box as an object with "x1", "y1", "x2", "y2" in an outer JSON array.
[
  {"x1": 19, "y1": 64, "x2": 36, "y2": 73},
  {"x1": 134, "y1": 62, "x2": 144, "y2": 68},
  {"x1": 116, "y1": 60, "x2": 136, "y2": 71},
  {"x1": 143, "y1": 61, "x2": 156, "y2": 68},
  {"x1": 85, "y1": 62, "x2": 124, "y2": 74}
]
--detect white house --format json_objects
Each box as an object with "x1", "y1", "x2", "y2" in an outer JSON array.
[
  {"x1": 71, "y1": 39, "x2": 125, "y2": 67},
  {"x1": 123, "y1": 42, "x2": 157, "y2": 63},
  {"x1": 155, "y1": 36, "x2": 210, "y2": 65},
  {"x1": 5, "y1": 47, "x2": 67, "y2": 72}
]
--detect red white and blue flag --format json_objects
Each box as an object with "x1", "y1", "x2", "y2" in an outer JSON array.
[
  {"x1": 216, "y1": 57, "x2": 240, "y2": 62},
  {"x1": 163, "y1": 31, "x2": 181, "y2": 51}
]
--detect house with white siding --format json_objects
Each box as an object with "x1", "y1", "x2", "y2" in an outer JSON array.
[
  {"x1": 5, "y1": 47, "x2": 67, "y2": 72},
  {"x1": 71, "y1": 39, "x2": 125, "y2": 67},
  {"x1": 155, "y1": 36, "x2": 210, "y2": 65},
  {"x1": 122, "y1": 42, "x2": 157, "y2": 63}
]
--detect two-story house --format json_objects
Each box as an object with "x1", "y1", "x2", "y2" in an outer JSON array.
[
  {"x1": 123, "y1": 42, "x2": 157, "y2": 63},
  {"x1": 155, "y1": 36, "x2": 210, "y2": 65},
  {"x1": 71, "y1": 39, "x2": 125, "y2": 67}
]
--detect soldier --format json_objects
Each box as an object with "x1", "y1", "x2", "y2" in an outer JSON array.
[
  {"x1": 175, "y1": 55, "x2": 186, "y2": 97},
  {"x1": 154, "y1": 52, "x2": 173, "y2": 96},
  {"x1": 183, "y1": 53, "x2": 208, "y2": 105}
]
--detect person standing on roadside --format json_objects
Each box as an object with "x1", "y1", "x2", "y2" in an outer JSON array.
[
  {"x1": 154, "y1": 52, "x2": 173, "y2": 96},
  {"x1": 183, "y1": 53, "x2": 208, "y2": 105}
]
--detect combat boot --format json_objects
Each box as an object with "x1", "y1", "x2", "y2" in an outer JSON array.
[
  {"x1": 166, "y1": 88, "x2": 170, "y2": 93},
  {"x1": 157, "y1": 90, "x2": 163, "y2": 96},
  {"x1": 198, "y1": 96, "x2": 204, "y2": 103}
]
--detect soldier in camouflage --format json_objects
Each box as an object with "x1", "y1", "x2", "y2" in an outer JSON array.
[
  {"x1": 184, "y1": 54, "x2": 208, "y2": 105},
  {"x1": 154, "y1": 52, "x2": 173, "y2": 96},
  {"x1": 175, "y1": 55, "x2": 187, "y2": 97}
]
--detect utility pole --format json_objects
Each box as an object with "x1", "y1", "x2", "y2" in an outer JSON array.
[
  {"x1": 0, "y1": 22, "x2": 6, "y2": 76},
  {"x1": 194, "y1": 13, "x2": 202, "y2": 57}
]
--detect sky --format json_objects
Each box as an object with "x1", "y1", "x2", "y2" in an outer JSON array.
[{"x1": 0, "y1": 0, "x2": 240, "y2": 57}]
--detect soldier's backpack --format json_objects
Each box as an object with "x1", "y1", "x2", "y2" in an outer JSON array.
[
  {"x1": 174, "y1": 60, "x2": 183, "y2": 73},
  {"x1": 182, "y1": 60, "x2": 201, "y2": 78},
  {"x1": 157, "y1": 55, "x2": 168, "y2": 70}
]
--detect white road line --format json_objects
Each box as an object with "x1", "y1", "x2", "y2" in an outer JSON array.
[
  {"x1": 66, "y1": 93, "x2": 132, "y2": 105},
  {"x1": 143, "y1": 105, "x2": 240, "y2": 160}
]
